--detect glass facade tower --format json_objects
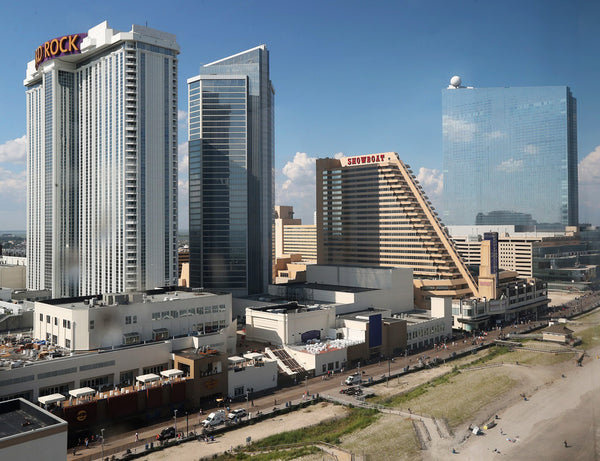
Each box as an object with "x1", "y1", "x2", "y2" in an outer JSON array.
[
  {"x1": 442, "y1": 84, "x2": 578, "y2": 229},
  {"x1": 188, "y1": 45, "x2": 274, "y2": 295}
]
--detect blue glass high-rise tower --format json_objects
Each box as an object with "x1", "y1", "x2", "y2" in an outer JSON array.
[
  {"x1": 187, "y1": 45, "x2": 274, "y2": 295},
  {"x1": 442, "y1": 78, "x2": 578, "y2": 229}
]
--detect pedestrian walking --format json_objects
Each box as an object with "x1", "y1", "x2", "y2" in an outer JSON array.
[
  {"x1": 564, "y1": 440, "x2": 568, "y2": 448},
  {"x1": 135, "y1": 432, "x2": 139, "y2": 442}
]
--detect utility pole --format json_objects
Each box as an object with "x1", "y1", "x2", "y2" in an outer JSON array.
[
  {"x1": 174, "y1": 409, "x2": 177, "y2": 435},
  {"x1": 186, "y1": 412, "x2": 189, "y2": 437}
]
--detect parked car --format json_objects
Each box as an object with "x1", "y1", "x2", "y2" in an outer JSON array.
[
  {"x1": 156, "y1": 426, "x2": 176, "y2": 441},
  {"x1": 227, "y1": 408, "x2": 247, "y2": 421},
  {"x1": 339, "y1": 386, "x2": 363, "y2": 396}
]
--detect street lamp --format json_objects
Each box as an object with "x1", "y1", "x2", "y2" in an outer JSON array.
[
  {"x1": 101, "y1": 428, "x2": 105, "y2": 461},
  {"x1": 387, "y1": 356, "x2": 391, "y2": 387},
  {"x1": 174, "y1": 409, "x2": 177, "y2": 436}
]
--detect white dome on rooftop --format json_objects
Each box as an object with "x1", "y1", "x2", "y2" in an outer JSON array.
[{"x1": 450, "y1": 76, "x2": 462, "y2": 88}]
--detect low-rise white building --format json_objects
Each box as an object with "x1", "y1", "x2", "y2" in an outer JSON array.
[
  {"x1": 402, "y1": 298, "x2": 453, "y2": 350},
  {"x1": 34, "y1": 289, "x2": 234, "y2": 351},
  {"x1": 245, "y1": 303, "x2": 336, "y2": 346},
  {"x1": 0, "y1": 288, "x2": 237, "y2": 402}
]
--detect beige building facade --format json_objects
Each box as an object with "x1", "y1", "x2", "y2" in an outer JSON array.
[
  {"x1": 452, "y1": 233, "x2": 540, "y2": 277},
  {"x1": 273, "y1": 206, "x2": 317, "y2": 283}
]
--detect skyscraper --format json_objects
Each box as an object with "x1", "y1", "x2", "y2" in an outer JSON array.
[
  {"x1": 188, "y1": 45, "x2": 274, "y2": 295},
  {"x1": 25, "y1": 21, "x2": 180, "y2": 298},
  {"x1": 316, "y1": 153, "x2": 479, "y2": 302},
  {"x1": 442, "y1": 77, "x2": 578, "y2": 229}
]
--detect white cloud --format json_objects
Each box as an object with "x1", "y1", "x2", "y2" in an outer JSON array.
[
  {"x1": 416, "y1": 167, "x2": 443, "y2": 211},
  {"x1": 522, "y1": 144, "x2": 539, "y2": 155},
  {"x1": 0, "y1": 136, "x2": 26, "y2": 163},
  {"x1": 579, "y1": 146, "x2": 600, "y2": 225},
  {"x1": 442, "y1": 115, "x2": 477, "y2": 143},
  {"x1": 497, "y1": 158, "x2": 523, "y2": 173},
  {"x1": 178, "y1": 110, "x2": 187, "y2": 122},
  {"x1": 281, "y1": 152, "x2": 316, "y2": 187},
  {"x1": 276, "y1": 152, "x2": 321, "y2": 223},
  {"x1": 178, "y1": 142, "x2": 189, "y2": 175},
  {"x1": 0, "y1": 166, "x2": 26, "y2": 202}
]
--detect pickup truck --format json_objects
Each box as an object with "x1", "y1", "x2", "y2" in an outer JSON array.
[{"x1": 156, "y1": 426, "x2": 176, "y2": 441}]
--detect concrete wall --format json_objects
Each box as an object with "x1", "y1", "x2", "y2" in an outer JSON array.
[
  {"x1": 312, "y1": 348, "x2": 347, "y2": 376},
  {"x1": 382, "y1": 320, "x2": 407, "y2": 356},
  {"x1": 0, "y1": 265, "x2": 26, "y2": 289},
  {"x1": 307, "y1": 265, "x2": 412, "y2": 290},
  {"x1": 0, "y1": 427, "x2": 66, "y2": 460},
  {"x1": 431, "y1": 297, "x2": 453, "y2": 333}
]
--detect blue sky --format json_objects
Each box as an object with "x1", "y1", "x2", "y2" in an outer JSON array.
[{"x1": 1, "y1": 0, "x2": 599, "y2": 230}]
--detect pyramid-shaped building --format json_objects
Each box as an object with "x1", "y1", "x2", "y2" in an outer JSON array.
[{"x1": 316, "y1": 153, "x2": 479, "y2": 303}]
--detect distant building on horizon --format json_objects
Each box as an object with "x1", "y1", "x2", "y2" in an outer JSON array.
[
  {"x1": 24, "y1": 21, "x2": 180, "y2": 298},
  {"x1": 442, "y1": 78, "x2": 578, "y2": 230},
  {"x1": 188, "y1": 45, "x2": 274, "y2": 295}
]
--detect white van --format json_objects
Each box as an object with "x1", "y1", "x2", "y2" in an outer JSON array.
[
  {"x1": 345, "y1": 373, "x2": 362, "y2": 385},
  {"x1": 202, "y1": 409, "x2": 226, "y2": 427}
]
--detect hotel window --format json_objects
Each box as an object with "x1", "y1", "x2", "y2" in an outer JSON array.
[{"x1": 89, "y1": 320, "x2": 95, "y2": 330}]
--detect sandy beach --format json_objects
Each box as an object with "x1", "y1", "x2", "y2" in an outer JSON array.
[{"x1": 451, "y1": 347, "x2": 600, "y2": 460}]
